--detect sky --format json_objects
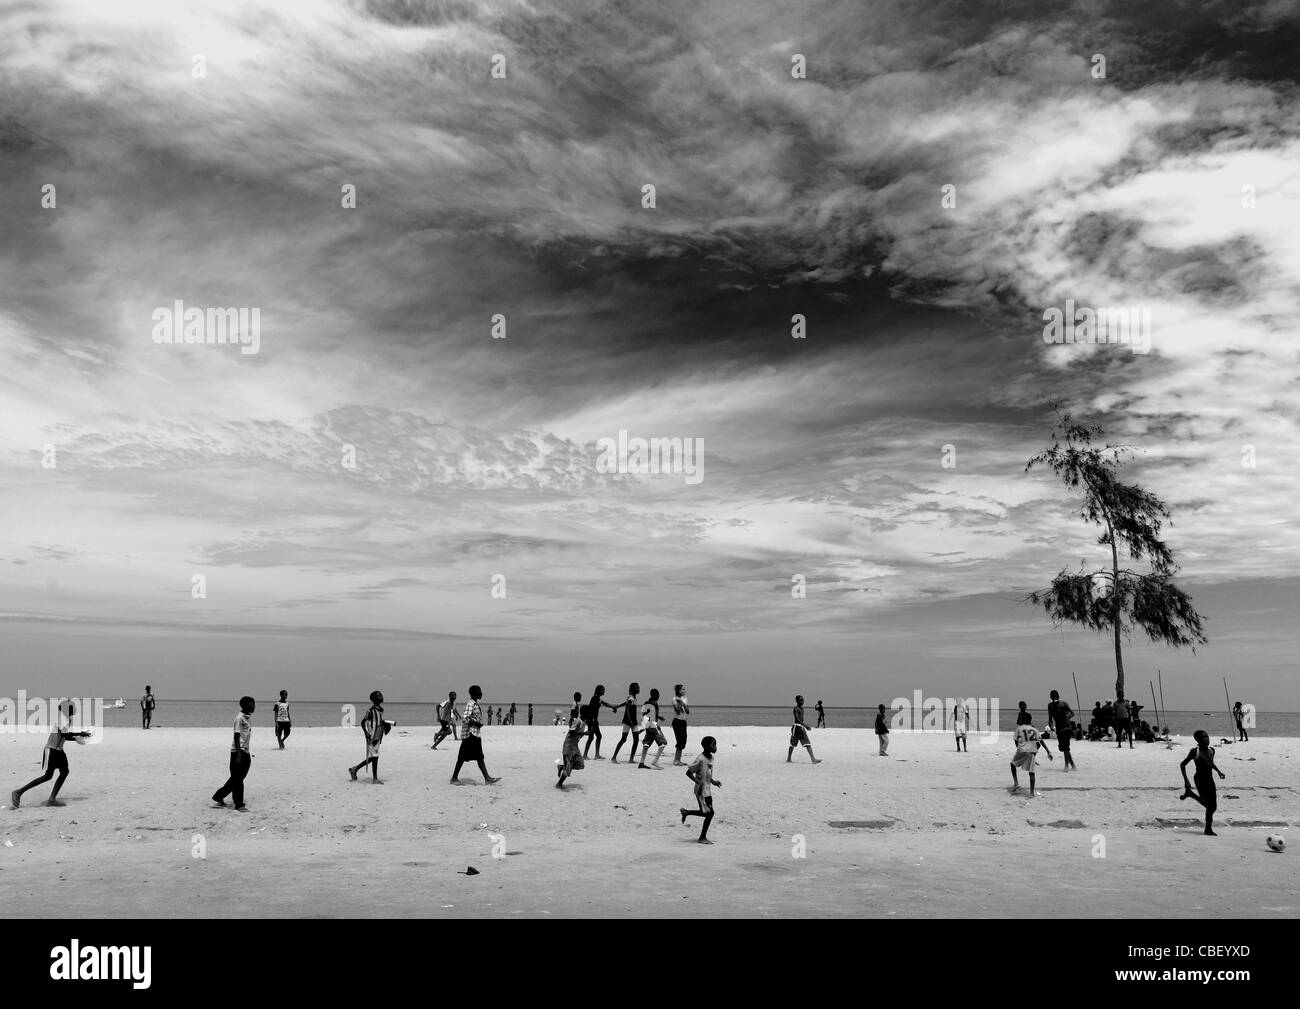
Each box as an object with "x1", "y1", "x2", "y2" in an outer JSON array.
[{"x1": 1, "y1": 0, "x2": 1298, "y2": 709}]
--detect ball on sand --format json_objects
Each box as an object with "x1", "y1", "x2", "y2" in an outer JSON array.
[{"x1": 1265, "y1": 834, "x2": 1285, "y2": 852}]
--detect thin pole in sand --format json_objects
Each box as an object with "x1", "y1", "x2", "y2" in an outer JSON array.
[
  {"x1": 1149, "y1": 680, "x2": 1159, "y2": 735},
  {"x1": 1223, "y1": 676, "x2": 1234, "y2": 741},
  {"x1": 1071, "y1": 671, "x2": 1082, "y2": 720},
  {"x1": 1158, "y1": 669, "x2": 1167, "y2": 732}
]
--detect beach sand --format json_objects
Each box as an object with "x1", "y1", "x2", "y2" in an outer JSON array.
[{"x1": 2, "y1": 725, "x2": 1295, "y2": 917}]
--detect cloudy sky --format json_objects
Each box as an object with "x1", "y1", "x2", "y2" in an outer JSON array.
[{"x1": 2, "y1": 0, "x2": 1298, "y2": 708}]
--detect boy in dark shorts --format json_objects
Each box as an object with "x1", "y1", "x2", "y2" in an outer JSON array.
[
  {"x1": 638, "y1": 688, "x2": 668, "y2": 769},
  {"x1": 787, "y1": 694, "x2": 821, "y2": 763},
  {"x1": 11, "y1": 699, "x2": 90, "y2": 808},
  {"x1": 1180, "y1": 729, "x2": 1226, "y2": 835},
  {"x1": 671, "y1": 683, "x2": 690, "y2": 766},
  {"x1": 432, "y1": 690, "x2": 459, "y2": 749},
  {"x1": 1047, "y1": 689, "x2": 1075, "y2": 770},
  {"x1": 681, "y1": 735, "x2": 720, "y2": 844},
  {"x1": 610, "y1": 682, "x2": 642, "y2": 764},
  {"x1": 273, "y1": 689, "x2": 291, "y2": 749}
]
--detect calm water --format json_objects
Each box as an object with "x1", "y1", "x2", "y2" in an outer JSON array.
[{"x1": 84, "y1": 701, "x2": 1297, "y2": 737}]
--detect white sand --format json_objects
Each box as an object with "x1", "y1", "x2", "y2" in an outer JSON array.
[{"x1": 2, "y1": 725, "x2": 1296, "y2": 917}]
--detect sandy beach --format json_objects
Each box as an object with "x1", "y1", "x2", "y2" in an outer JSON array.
[{"x1": 2, "y1": 726, "x2": 1295, "y2": 918}]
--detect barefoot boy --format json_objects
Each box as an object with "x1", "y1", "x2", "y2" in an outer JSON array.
[
  {"x1": 1009, "y1": 711, "x2": 1053, "y2": 797},
  {"x1": 638, "y1": 689, "x2": 668, "y2": 769},
  {"x1": 1179, "y1": 729, "x2": 1226, "y2": 835},
  {"x1": 348, "y1": 690, "x2": 390, "y2": 783},
  {"x1": 557, "y1": 693, "x2": 587, "y2": 788},
  {"x1": 11, "y1": 699, "x2": 90, "y2": 809},
  {"x1": 212, "y1": 696, "x2": 255, "y2": 811},
  {"x1": 681, "y1": 735, "x2": 721, "y2": 844},
  {"x1": 786, "y1": 694, "x2": 821, "y2": 763}
]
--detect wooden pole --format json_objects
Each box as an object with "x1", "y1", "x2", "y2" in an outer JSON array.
[
  {"x1": 1149, "y1": 680, "x2": 1159, "y2": 738},
  {"x1": 1071, "y1": 671, "x2": 1083, "y2": 716},
  {"x1": 1223, "y1": 676, "x2": 1234, "y2": 741},
  {"x1": 1158, "y1": 669, "x2": 1167, "y2": 733}
]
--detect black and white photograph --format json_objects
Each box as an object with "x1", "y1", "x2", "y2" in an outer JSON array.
[{"x1": 1, "y1": 0, "x2": 1295, "y2": 968}]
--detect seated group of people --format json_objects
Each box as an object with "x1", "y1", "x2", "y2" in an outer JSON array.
[{"x1": 1082, "y1": 698, "x2": 1164, "y2": 742}]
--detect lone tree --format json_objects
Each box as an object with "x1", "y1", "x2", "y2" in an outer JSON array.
[{"x1": 1024, "y1": 408, "x2": 1207, "y2": 702}]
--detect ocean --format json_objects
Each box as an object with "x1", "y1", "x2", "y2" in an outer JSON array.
[{"x1": 84, "y1": 700, "x2": 1298, "y2": 737}]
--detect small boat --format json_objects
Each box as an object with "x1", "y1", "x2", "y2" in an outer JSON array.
[{"x1": 111, "y1": 698, "x2": 126, "y2": 708}]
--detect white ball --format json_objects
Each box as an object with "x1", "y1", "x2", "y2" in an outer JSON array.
[{"x1": 1266, "y1": 834, "x2": 1285, "y2": 852}]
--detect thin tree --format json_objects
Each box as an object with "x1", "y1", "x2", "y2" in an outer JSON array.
[{"x1": 1024, "y1": 408, "x2": 1207, "y2": 702}]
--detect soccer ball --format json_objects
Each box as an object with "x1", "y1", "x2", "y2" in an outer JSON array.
[{"x1": 1265, "y1": 834, "x2": 1285, "y2": 852}]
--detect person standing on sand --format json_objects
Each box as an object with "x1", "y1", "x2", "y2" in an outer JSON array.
[
  {"x1": 582, "y1": 684, "x2": 618, "y2": 760},
  {"x1": 432, "y1": 691, "x2": 460, "y2": 749},
  {"x1": 671, "y1": 684, "x2": 690, "y2": 766},
  {"x1": 348, "y1": 690, "x2": 389, "y2": 784},
  {"x1": 212, "y1": 696, "x2": 255, "y2": 811},
  {"x1": 273, "y1": 690, "x2": 291, "y2": 749},
  {"x1": 141, "y1": 685, "x2": 155, "y2": 730},
  {"x1": 874, "y1": 703, "x2": 890, "y2": 755},
  {"x1": 1009, "y1": 710, "x2": 1053, "y2": 798},
  {"x1": 11, "y1": 699, "x2": 90, "y2": 809},
  {"x1": 1233, "y1": 701, "x2": 1248, "y2": 742},
  {"x1": 681, "y1": 735, "x2": 720, "y2": 844},
  {"x1": 1113, "y1": 697, "x2": 1133, "y2": 749},
  {"x1": 508, "y1": 702, "x2": 517, "y2": 726},
  {"x1": 815, "y1": 699, "x2": 826, "y2": 728},
  {"x1": 451, "y1": 685, "x2": 501, "y2": 785},
  {"x1": 528, "y1": 703, "x2": 533, "y2": 726},
  {"x1": 1180, "y1": 730, "x2": 1226, "y2": 835},
  {"x1": 787, "y1": 695, "x2": 822, "y2": 764},
  {"x1": 638, "y1": 689, "x2": 668, "y2": 769},
  {"x1": 610, "y1": 683, "x2": 642, "y2": 764},
  {"x1": 1047, "y1": 690, "x2": 1075, "y2": 771},
  {"x1": 953, "y1": 698, "x2": 970, "y2": 753}
]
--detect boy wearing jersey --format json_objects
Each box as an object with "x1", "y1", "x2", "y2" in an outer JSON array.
[
  {"x1": 11, "y1": 699, "x2": 90, "y2": 808},
  {"x1": 671, "y1": 683, "x2": 690, "y2": 766},
  {"x1": 451, "y1": 685, "x2": 501, "y2": 785},
  {"x1": 1009, "y1": 710, "x2": 1053, "y2": 797},
  {"x1": 432, "y1": 691, "x2": 460, "y2": 750},
  {"x1": 681, "y1": 735, "x2": 721, "y2": 844},
  {"x1": 953, "y1": 698, "x2": 970, "y2": 753},
  {"x1": 637, "y1": 688, "x2": 668, "y2": 769},
  {"x1": 609, "y1": 683, "x2": 642, "y2": 764},
  {"x1": 787, "y1": 695, "x2": 822, "y2": 764},
  {"x1": 213, "y1": 696, "x2": 255, "y2": 811},
  {"x1": 349, "y1": 690, "x2": 389, "y2": 783},
  {"x1": 273, "y1": 689, "x2": 291, "y2": 749}
]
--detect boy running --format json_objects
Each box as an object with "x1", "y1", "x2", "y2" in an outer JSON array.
[
  {"x1": 681, "y1": 735, "x2": 721, "y2": 844},
  {"x1": 432, "y1": 690, "x2": 460, "y2": 750},
  {"x1": 1047, "y1": 689, "x2": 1075, "y2": 770},
  {"x1": 1180, "y1": 730, "x2": 1226, "y2": 835},
  {"x1": 1009, "y1": 710, "x2": 1053, "y2": 797},
  {"x1": 787, "y1": 694, "x2": 821, "y2": 763},
  {"x1": 212, "y1": 696, "x2": 255, "y2": 811},
  {"x1": 11, "y1": 699, "x2": 90, "y2": 809},
  {"x1": 638, "y1": 689, "x2": 668, "y2": 769}
]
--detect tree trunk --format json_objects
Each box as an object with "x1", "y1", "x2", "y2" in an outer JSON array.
[{"x1": 1108, "y1": 517, "x2": 1124, "y2": 700}]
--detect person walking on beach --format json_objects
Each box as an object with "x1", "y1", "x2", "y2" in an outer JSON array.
[
  {"x1": 671, "y1": 684, "x2": 690, "y2": 766},
  {"x1": 557, "y1": 693, "x2": 586, "y2": 788},
  {"x1": 874, "y1": 703, "x2": 890, "y2": 755},
  {"x1": 212, "y1": 696, "x2": 255, "y2": 811},
  {"x1": 582, "y1": 684, "x2": 617, "y2": 760},
  {"x1": 1009, "y1": 709, "x2": 1053, "y2": 798},
  {"x1": 140, "y1": 685, "x2": 155, "y2": 730},
  {"x1": 450, "y1": 685, "x2": 500, "y2": 785},
  {"x1": 1233, "y1": 701, "x2": 1248, "y2": 742},
  {"x1": 787, "y1": 695, "x2": 822, "y2": 764},
  {"x1": 11, "y1": 699, "x2": 90, "y2": 809},
  {"x1": 432, "y1": 691, "x2": 460, "y2": 750},
  {"x1": 273, "y1": 689, "x2": 292, "y2": 749},
  {"x1": 638, "y1": 689, "x2": 668, "y2": 769},
  {"x1": 610, "y1": 683, "x2": 642, "y2": 764},
  {"x1": 348, "y1": 690, "x2": 390, "y2": 784},
  {"x1": 815, "y1": 699, "x2": 826, "y2": 728},
  {"x1": 680, "y1": 735, "x2": 720, "y2": 844},
  {"x1": 1180, "y1": 729, "x2": 1226, "y2": 835},
  {"x1": 953, "y1": 698, "x2": 970, "y2": 752},
  {"x1": 1047, "y1": 690, "x2": 1075, "y2": 770},
  {"x1": 1114, "y1": 696, "x2": 1133, "y2": 749}
]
